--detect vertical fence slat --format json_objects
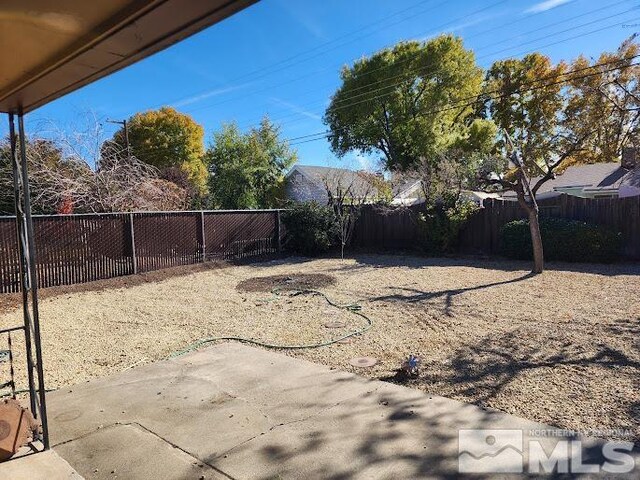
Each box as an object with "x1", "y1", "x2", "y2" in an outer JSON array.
[
  {"x1": 129, "y1": 213, "x2": 137, "y2": 275},
  {"x1": 199, "y1": 211, "x2": 206, "y2": 262},
  {"x1": 275, "y1": 210, "x2": 281, "y2": 254}
]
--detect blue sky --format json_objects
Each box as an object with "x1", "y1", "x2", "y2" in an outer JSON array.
[{"x1": 9, "y1": 0, "x2": 640, "y2": 170}]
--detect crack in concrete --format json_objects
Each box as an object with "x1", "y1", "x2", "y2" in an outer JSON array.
[
  {"x1": 51, "y1": 365, "x2": 384, "y2": 478},
  {"x1": 53, "y1": 422, "x2": 239, "y2": 480},
  {"x1": 212, "y1": 385, "x2": 383, "y2": 460},
  {"x1": 131, "y1": 422, "x2": 238, "y2": 480},
  {"x1": 52, "y1": 423, "x2": 122, "y2": 448}
]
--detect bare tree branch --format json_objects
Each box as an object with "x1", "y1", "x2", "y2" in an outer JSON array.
[{"x1": 1, "y1": 118, "x2": 188, "y2": 214}]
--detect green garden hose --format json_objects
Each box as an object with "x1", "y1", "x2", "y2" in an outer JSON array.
[
  {"x1": 0, "y1": 290, "x2": 372, "y2": 399},
  {"x1": 168, "y1": 288, "x2": 373, "y2": 358}
]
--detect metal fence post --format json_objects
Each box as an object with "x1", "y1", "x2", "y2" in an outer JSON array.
[
  {"x1": 275, "y1": 210, "x2": 282, "y2": 254},
  {"x1": 129, "y1": 213, "x2": 137, "y2": 275},
  {"x1": 199, "y1": 211, "x2": 206, "y2": 262}
]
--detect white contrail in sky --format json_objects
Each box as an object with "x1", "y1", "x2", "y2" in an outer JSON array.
[
  {"x1": 171, "y1": 85, "x2": 247, "y2": 108},
  {"x1": 270, "y1": 97, "x2": 321, "y2": 121},
  {"x1": 525, "y1": 0, "x2": 573, "y2": 14}
]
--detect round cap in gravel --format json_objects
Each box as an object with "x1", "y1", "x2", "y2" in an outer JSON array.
[
  {"x1": 349, "y1": 357, "x2": 378, "y2": 368},
  {"x1": 324, "y1": 321, "x2": 346, "y2": 329}
]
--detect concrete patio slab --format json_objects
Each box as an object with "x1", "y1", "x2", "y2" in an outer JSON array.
[
  {"x1": 0, "y1": 449, "x2": 82, "y2": 479},
  {"x1": 55, "y1": 423, "x2": 227, "y2": 480},
  {"x1": 43, "y1": 342, "x2": 639, "y2": 479}
]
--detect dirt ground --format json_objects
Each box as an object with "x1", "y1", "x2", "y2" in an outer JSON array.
[{"x1": 1, "y1": 254, "x2": 639, "y2": 441}]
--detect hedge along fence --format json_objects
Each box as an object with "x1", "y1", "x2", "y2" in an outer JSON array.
[
  {"x1": 500, "y1": 217, "x2": 622, "y2": 263},
  {"x1": 348, "y1": 195, "x2": 639, "y2": 259},
  {"x1": 0, "y1": 210, "x2": 282, "y2": 294},
  {"x1": 458, "y1": 194, "x2": 640, "y2": 259}
]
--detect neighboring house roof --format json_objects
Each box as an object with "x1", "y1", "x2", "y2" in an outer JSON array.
[
  {"x1": 390, "y1": 178, "x2": 423, "y2": 206},
  {"x1": 461, "y1": 190, "x2": 501, "y2": 204},
  {"x1": 389, "y1": 177, "x2": 499, "y2": 206},
  {"x1": 287, "y1": 165, "x2": 380, "y2": 198},
  {"x1": 503, "y1": 162, "x2": 640, "y2": 198},
  {"x1": 620, "y1": 167, "x2": 640, "y2": 198},
  {"x1": 621, "y1": 166, "x2": 640, "y2": 187},
  {"x1": 392, "y1": 178, "x2": 422, "y2": 198}
]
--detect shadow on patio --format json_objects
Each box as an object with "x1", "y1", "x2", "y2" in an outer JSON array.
[{"x1": 42, "y1": 342, "x2": 640, "y2": 479}]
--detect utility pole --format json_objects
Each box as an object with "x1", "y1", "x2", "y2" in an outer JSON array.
[{"x1": 107, "y1": 119, "x2": 130, "y2": 159}]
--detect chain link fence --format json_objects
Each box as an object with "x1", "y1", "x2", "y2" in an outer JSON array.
[{"x1": 0, "y1": 210, "x2": 281, "y2": 293}]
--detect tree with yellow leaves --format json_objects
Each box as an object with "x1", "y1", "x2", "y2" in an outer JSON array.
[{"x1": 107, "y1": 106, "x2": 207, "y2": 204}]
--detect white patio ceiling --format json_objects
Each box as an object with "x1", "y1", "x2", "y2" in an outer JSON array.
[{"x1": 0, "y1": 0, "x2": 258, "y2": 114}]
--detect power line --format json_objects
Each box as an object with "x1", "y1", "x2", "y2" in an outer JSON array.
[
  {"x1": 65, "y1": 57, "x2": 639, "y2": 172},
  {"x1": 234, "y1": 7, "x2": 638, "y2": 133},
  {"x1": 102, "y1": 3, "x2": 639, "y2": 158},
  {"x1": 116, "y1": 53, "x2": 640, "y2": 160},
  {"x1": 229, "y1": 1, "x2": 635, "y2": 130},
  {"x1": 321, "y1": 13, "x2": 640, "y2": 119},
  {"x1": 487, "y1": 6, "x2": 637, "y2": 59},
  {"x1": 291, "y1": 59, "x2": 640, "y2": 144},
  {"x1": 142, "y1": 0, "x2": 449, "y2": 112},
  {"x1": 178, "y1": 0, "x2": 511, "y2": 115},
  {"x1": 123, "y1": 0, "x2": 617, "y2": 132},
  {"x1": 184, "y1": 0, "x2": 627, "y2": 120},
  {"x1": 286, "y1": 57, "x2": 640, "y2": 146}
]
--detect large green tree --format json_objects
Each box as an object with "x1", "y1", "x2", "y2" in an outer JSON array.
[
  {"x1": 324, "y1": 35, "x2": 494, "y2": 171},
  {"x1": 108, "y1": 107, "x2": 207, "y2": 199},
  {"x1": 206, "y1": 117, "x2": 297, "y2": 209}
]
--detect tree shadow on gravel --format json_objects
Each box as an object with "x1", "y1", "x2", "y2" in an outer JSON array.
[
  {"x1": 603, "y1": 317, "x2": 640, "y2": 338},
  {"x1": 368, "y1": 272, "x2": 535, "y2": 316},
  {"x1": 420, "y1": 329, "x2": 640, "y2": 425}
]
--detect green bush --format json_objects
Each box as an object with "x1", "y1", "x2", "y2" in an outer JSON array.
[
  {"x1": 282, "y1": 202, "x2": 339, "y2": 256},
  {"x1": 418, "y1": 200, "x2": 479, "y2": 254},
  {"x1": 500, "y1": 217, "x2": 622, "y2": 263}
]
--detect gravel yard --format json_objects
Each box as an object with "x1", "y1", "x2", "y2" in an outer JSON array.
[{"x1": 1, "y1": 254, "x2": 639, "y2": 441}]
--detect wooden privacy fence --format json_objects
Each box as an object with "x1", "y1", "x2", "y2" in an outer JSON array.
[
  {"x1": 351, "y1": 204, "x2": 421, "y2": 249},
  {"x1": 459, "y1": 194, "x2": 640, "y2": 258},
  {"x1": 0, "y1": 210, "x2": 281, "y2": 294},
  {"x1": 349, "y1": 195, "x2": 640, "y2": 259}
]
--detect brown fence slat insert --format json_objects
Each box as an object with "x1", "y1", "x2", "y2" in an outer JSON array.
[{"x1": 0, "y1": 210, "x2": 280, "y2": 293}]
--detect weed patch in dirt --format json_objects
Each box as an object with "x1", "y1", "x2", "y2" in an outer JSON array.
[{"x1": 236, "y1": 273, "x2": 336, "y2": 293}]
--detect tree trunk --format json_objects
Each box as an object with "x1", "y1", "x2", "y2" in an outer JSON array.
[
  {"x1": 516, "y1": 190, "x2": 545, "y2": 275},
  {"x1": 528, "y1": 208, "x2": 544, "y2": 274}
]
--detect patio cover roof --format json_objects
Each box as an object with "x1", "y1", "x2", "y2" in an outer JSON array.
[{"x1": 0, "y1": 0, "x2": 257, "y2": 114}]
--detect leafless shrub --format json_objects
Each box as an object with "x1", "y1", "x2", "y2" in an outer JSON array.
[
  {"x1": 321, "y1": 170, "x2": 376, "y2": 260},
  {"x1": 1, "y1": 116, "x2": 188, "y2": 214}
]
